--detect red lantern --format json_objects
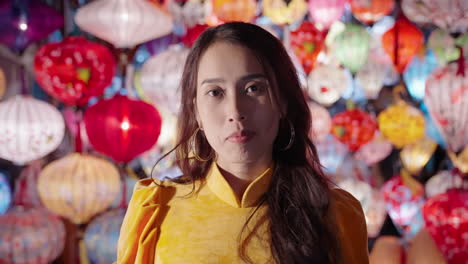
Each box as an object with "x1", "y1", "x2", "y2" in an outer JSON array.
[
  {"x1": 290, "y1": 21, "x2": 327, "y2": 74},
  {"x1": 182, "y1": 24, "x2": 209, "y2": 48},
  {"x1": 382, "y1": 17, "x2": 424, "y2": 74},
  {"x1": 350, "y1": 0, "x2": 395, "y2": 25},
  {"x1": 34, "y1": 37, "x2": 116, "y2": 106},
  {"x1": 331, "y1": 108, "x2": 377, "y2": 152},
  {"x1": 84, "y1": 95, "x2": 162, "y2": 163},
  {"x1": 423, "y1": 189, "x2": 468, "y2": 263}
]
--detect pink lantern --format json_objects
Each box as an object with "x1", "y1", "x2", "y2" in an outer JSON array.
[
  {"x1": 402, "y1": 0, "x2": 432, "y2": 25},
  {"x1": 75, "y1": 0, "x2": 173, "y2": 48},
  {"x1": 0, "y1": 95, "x2": 65, "y2": 165},
  {"x1": 308, "y1": 0, "x2": 346, "y2": 30},
  {"x1": 354, "y1": 131, "x2": 393, "y2": 166},
  {"x1": 308, "y1": 102, "x2": 331, "y2": 141},
  {"x1": 307, "y1": 64, "x2": 348, "y2": 106},
  {"x1": 423, "y1": 189, "x2": 468, "y2": 263},
  {"x1": 165, "y1": 0, "x2": 206, "y2": 28}
]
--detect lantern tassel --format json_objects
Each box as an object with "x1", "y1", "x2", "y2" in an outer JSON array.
[{"x1": 456, "y1": 46, "x2": 465, "y2": 77}]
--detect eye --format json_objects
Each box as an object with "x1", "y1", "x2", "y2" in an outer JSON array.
[
  {"x1": 207, "y1": 88, "x2": 223, "y2": 97},
  {"x1": 245, "y1": 84, "x2": 262, "y2": 94}
]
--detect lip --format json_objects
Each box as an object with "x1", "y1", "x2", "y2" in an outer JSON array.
[{"x1": 227, "y1": 130, "x2": 256, "y2": 143}]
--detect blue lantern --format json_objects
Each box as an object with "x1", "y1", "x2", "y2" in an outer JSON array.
[
  {"x1": 0, "y1": 172, "x2": 11, "y2": 214},
  {"x1": 403, "y1": 49, "x2": 439, "y2": 101}
]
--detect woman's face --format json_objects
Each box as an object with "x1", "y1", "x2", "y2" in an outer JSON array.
[{"x1": 195, "y1": 41, "x2": 281, "y2": 166}]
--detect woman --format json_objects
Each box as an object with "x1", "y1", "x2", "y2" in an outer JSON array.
[{"x1": 116, "y1": 22, "x2": 368, "y2": 264}]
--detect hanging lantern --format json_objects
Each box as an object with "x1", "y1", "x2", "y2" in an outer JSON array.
[
  {"x1": 0, "y1": 172, "x2": 11, "y2": 215},
  {"x1": 308, "y1": 0, "x2": 346, "y2": 30},
  {"x1": 427, "y1": 29, "x2": 464, "y2": 66},
  {"x1": 350, "y1": 0, "x2": 395, "y2": 25},
  {"x1": 382, "y1": 17, "x2": 424, "y2": 74},
  {"x1": 331, "y1": 23, "x2": 371, "y2": 74},
  {"x1": 0, "y1": 207, "x2": 65, "y2": 264},
  {"x1": 354, "y1": 131, "x2": 393, "y2": 166},
  {"x1": 182, "y1": 24, "x2": 209, "y2": 48},
  {"x1": 0, "y1": 68, "x2": 5, "y2": 100},
  {"x1": 334, "y1": 155, "x2": 373, "y2": 184},
  {"x1": 308, "y1": 102, "x2": 331, "y2": 142},
  {"x1": 290, "y1": 21, "x2": 327, "y2": 74},
  {"x1": 262, "y1": 0, "x2": 308, "y2": 25},
  {"x1": 423, "y1": 189, "x2": 468, "y2": 263},
  {"x1": 419, "y1": 0, "x2": 468, "y2": 33},
  {"x1": 37, "y1": 153, "x2": 120, "y2": 224},
  {"x1": 307, "y1": 64, "x2": 348, "y2": 106},
  {"x1": 75, "y1": 0, "x2": 173, "y2": 48},
  {"x1": 84, "y1": 208, "x2": 126, "y2": 264},
  {"x1": 0, "y1": 95, "x2": 65, "y2": 165},
  {"x1": 165, "y1": 0, "x2": 206, "y2": 28},
  {"x1": 402, "y1": 49, "x2": 439, "y2": 101},
  {"x1": 377, "y1": 100, "x2": 425, "y2": 148},
  {"x1": 355, "y1": 52, "x2": 387, "y2": 100},
  {"x1": 315, "y1": 135, "x2": 348, "y2": 175},
  {"x1": 331, "y1": 108, "x2": 378, "y2": 152},
  {"x1": 425, "y1": 169, "x2": 466, "y2": 198},
  {"x1": 135, "y1": 45, "x2": 189, "y2": 115},
  {"x1": 424, "y1": 62, "x2": 468, "y2": 153},
  {"x1": 84, "y1": 95, "x2": 162, "y2": 163},
  {"x1": 14, "y1": 160, "x2": 44, "y2": 208},
  {"x1": 34, "y1": 37, "x2": 116, "y2": 106},
  {"x1": 144, "y1": 33, "x2": 181, "y2": 56},
  {"x1": 209, "y1": 0, "x2": 257, "y2": 24},
  {"x1": 401, "y1": 0, "x2": 432, "y2": 26},
  {"x1": 400, "y1": 137, "x2": 437, "y2": 175}
]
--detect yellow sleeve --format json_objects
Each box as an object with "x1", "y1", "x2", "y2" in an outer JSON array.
[
  {"x1": 115, "y1": 178, "x2": 171, "y2": 264},
  {"x1": 331, "y1": 188, "x2": 370, "y2": 264}
]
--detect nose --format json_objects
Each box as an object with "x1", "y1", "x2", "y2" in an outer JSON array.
[{"x1": 227, "y1": 93, "x2": 246, "y2": 122}]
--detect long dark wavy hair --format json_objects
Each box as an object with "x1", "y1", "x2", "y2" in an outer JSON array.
[{"x1": 154, "y1": 22, "x2": 343, "y2": 264}]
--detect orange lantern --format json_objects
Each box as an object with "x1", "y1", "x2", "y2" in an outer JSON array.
[
  {"x1": 382, "y1": 17, "x2": 424, "y2": 73},
  {"x1": 350, "y1": 0, "x2": 394, "y2": 25},
  {"x1": 262, "y1": 0, "x2": 308, "y2": 25},
  {"x1": 209, "y1": 0, "x2": 256, "y2": 24}
]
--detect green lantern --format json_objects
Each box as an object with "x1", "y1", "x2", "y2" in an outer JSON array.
[
  {"x1": 428, "y1": 29, "x2": 468, "y2": 66},
  {"x1": 332, "y1": 23, "x2": 371, "y2": 74}
]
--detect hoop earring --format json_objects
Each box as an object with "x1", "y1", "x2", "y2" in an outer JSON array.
[
  {"x1": 280, "y1": 119, "x2": 295, "y2": 151},
  {"x1": 191, "y1": 128, "x2": 214, "y2": 162}
]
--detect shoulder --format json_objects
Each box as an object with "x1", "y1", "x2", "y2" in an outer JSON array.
[
  {"x1": 330, "y1": 188, "x2": 364, "y2": 217},
  {"x1": 131, "y1": 177, "x2": 197, "y2": 205}
]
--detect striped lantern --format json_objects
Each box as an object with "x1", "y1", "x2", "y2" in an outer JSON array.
[
  {"x1": 262, "y1": 0, "x2": 308, "y2": 25},
  {"x1": 0, "y1": 95, "x2": 65, "y2": 165},
  {"x1": 37, "y1": 153, "x2": 120, "y2": 224},
  {"x1": 350, "y1": 0, "x2": 395, "y2": 25},
  {"x1": 0, "y1": 68, "x2": 5, "y2": 100},
  {"x1": 0, "y1": 207, "x2": 65, "y2": 264},
  {"x1": 84, "y1": 208, "x2": 126, "y2": 264},
  {"x1": 308, "y1": 0, "x2": 346, "y2": 30},
  {"x1": 308, "y1": 102, "x2": 331, "y2": 142},
  {"x1": 0, "y1": 171, "x2": 11, "y2": 215},
  {"x1": 307, "y1": 64, "x2": 348, "y2": 106},
  {"x1": 75, "y1": 0, "x2": 173, "y2": 48}
]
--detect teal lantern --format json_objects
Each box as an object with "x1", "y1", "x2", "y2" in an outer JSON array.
[
  {"x1": 332, "y1": 23, "x2": 371, "y2": 74},
  {"x1": 403, "y1": 49, "x2": 439, "y2": 101},
  {"x1": 0, "y1": 172, "x2": 11, "y2": 215}
]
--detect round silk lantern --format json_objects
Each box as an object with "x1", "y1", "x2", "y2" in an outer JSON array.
[
  {"x1": 75, "y1": 0, "x2": 173, "y2": 48},
  {"x1": 315, "y1": 135, "x2": 348, "y2": 174},
  {"x1": 418, "y1": 0, "x2": 468, "y2": 33},
  {"x1": 0, "y1": 172, "x2": 11, "y2": 215},
  {"x1": 354, "y1": 131, "x2": 393, "y2": 166},
  {"x1": 334, "y1": 155, "x2": 373, "y2": 184},
  {"x1": 331, "y1": 108, "x2": 378, "y2": 152},
  {"x1": 428, "y1": 29, "x2": 463, "y2": 66},
  {"x1": 402, "y1": 49, "x2": 439, "y2": 101},
  {"x1": 166, "y1": 0, "x2": 206, "y2": 28},
  {"x1": 210, "y1": 0, "x2": 257, "y2": 24},
  {"x1": 350, "y1": 0, "x2": 395, "y2": 25},
  {"x1": 0, "y1": 68, "x2": 5, "y2": 100},
  {"x1": 37, "y1": 153, "x2": 120, "y2": 224},
  {"x1": 400, "y1": 137, "x2": 437, "y2": 175},
  {"x1": 34, "y1": 37, "x2": 116, "y2": 106},
  {"x1": 308, "y1": 0, "x2": 346, "y2": 30},
  {"x1": 0, "y1": 207, "x2": 65, "y2": 264},
  {"x1": 377, "y1": 100, "x2": 425, "y2": 148},
  {"x1": 0, "y1": 95, "x2": 65, "y2": 165},
  {"x1": 84, "y1": 95, "x2": 162, "y2": 163},
  {"x1": 425, "y1": 170, "x2": 465, "y2": 198},
  {"x1": 382, "y1": 17, "x2": 424, "y2": 74},
  {"x1": 262, "y1": 0, "x2": 308, "y2": 25},
  {"x1": 331, "y1": 23, "x2": 371, "y2": 74},
  {"x1": 290, "y1": 21, "x2": 327, "y2": 74},
  {"x1": 84, "y1": 208, "x2": 126, "y2": 264},
  {"x1": 401, "y1": 0, "x2": 432, "y2": 26},
  {"x1": 425, "y1": 62, "x2": 468, "y2": 154},
  {"x1": 136, "y1": 45, "x2": 189, "y2": 115},
  {"x1": 355, "y1": 53, "x2": 387, "y2": 100},
  {"x1": 422, "y1": 189, "x2": 468, "y2": 263},
  {"x1": 308, "y1": 102, "x2": 331, "y2": 142},
  {"x1": 307, "y1": 64, "x2": 348, "y2": 106}
]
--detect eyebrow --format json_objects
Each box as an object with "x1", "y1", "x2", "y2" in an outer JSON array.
[{"x1": 200, "y1": 73, "x2": 268, "y2": 85}]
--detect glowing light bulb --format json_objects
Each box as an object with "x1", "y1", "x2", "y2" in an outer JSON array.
[
  {"x1": 19, "y1": 22, "x2": 28, "y2": 31},
  {"x1": 121, "y1": 121, "x2": 130, "y2": 130}
]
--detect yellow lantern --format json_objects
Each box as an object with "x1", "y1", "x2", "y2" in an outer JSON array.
[
  {"x1": 37, "y1": 153, "x2": 120, "y2": 224},
  {"x1": 209, "y1": 0, "x2": 257, "y2": 24},
  {"x1": 262, "y1": 0, "x2": 308, "y2": 25},
  {"x1": 448, "y1": 146, "x2": 468, "y2": 174},
  {"x1": 0, "y1": 68, "x2": 5, "y2": 100},
  {"x1": 400, "y1": 137, "x2": 437, "y2": 175}
]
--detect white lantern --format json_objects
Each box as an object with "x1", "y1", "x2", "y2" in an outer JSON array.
[
  {"x1": 308, "y1": 102, "x2": 331, "y2": 142},
  {"x1": 75, "y1": 0, "x2": 173, "y2": 48},
  {"x1": 355, "y1": 52, "x2": 387, "y2": 99},
  {"x1": 425, "y1": 170, "x2": 466, "y2": 198},
  {"x1": 307, "y1": 64, "x2": 348, "y2": 106},
  {"x1": 166, "y1": 0, "x2": 206, "y2": 28},
  {"x1": 0, "y1": 95, "x2": 65, "y2": 165}
]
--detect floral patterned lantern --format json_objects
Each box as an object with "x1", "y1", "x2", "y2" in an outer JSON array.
[
  {"x1": 331, "y1": 23, "x2": 371, "y2": 74},
  {"x1": 0, "y1": 207, "x2": 65, "y2": 264},
  {"x1": 0, "y1": 68, "x2": 5, "y2": 100},
  {"x1": 84, "y1": 208, "x2": 126, "y2": 264},
  {"x1": 424, "y1": 62, "x2": 468, "y2": 154},
  {"x1": 402, "y1": 49, "x2": 439, "y2": 101},
  {"x1": 422, "y1": 189, "x2": 468, "y2": 263},
  {"x1": 208, "y1": 0, "x2": 257, "y2": 24},
  {"x1": 315, "y1": 135, "x2": 348, "y2": 174},
  {"x1": 262, "y1": 0, "x2": 308, "y2": 25},
  {"x1": 425, "y1": 169, "x2": 466, "y2": 198},
  {"x1": 354, "y1": 131, "x2": 393, "y2": 166},
  {"x1": 307, "y1": 64, "x2": 348, "y2": 106},
  {"x1": 135, "y1": 45, "x2": 189, "y2": 115},
  {"x1": 290, "y1": 21, "x2": 327, "y2": 74},
  {"x1": 377, "y1": 99, "x2": 425, "y2": 148},
  {"x1": 84, "y1": 95, "x2": 162, "y2": 163},
  {"x1": 382, "y1": 17, "x2": 424, "y2": 73},
  {"x1": 165, "y1": 0, "x2": 206, "y2": 28},
  {"x1": 75, "y1": 0, "x2": 173, "y2": 48},
  {"x1": 350, "y1": 0, "x2": 395, "y2": 25},
  {"x1": 34, "y1": 37, "x2": 116, "y2": 106},
  {"x1": 428, "y1": 29, "x2": 467, "y2": 66},
  {"x1": 331, "y1": 108, "x2": 378, "y2": 152},
  {"x1": 308, "y1": 0, "x2": 346, "y2": 30},
  {"x1": 308, "y1": 102, "x2": 331, "y2": 142},
  {"x1": 0, "y1": 172, "x2": 11, "y2": 215},
  {"x1": 400, "y1": 137, "x2": 437, "y2": 175},
  {"x1": 0, "y1": 95, "x2": 65, "y2": 165},
  {"x1": 37, "y1": 153, "x2": 120, "y2": 224}
]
